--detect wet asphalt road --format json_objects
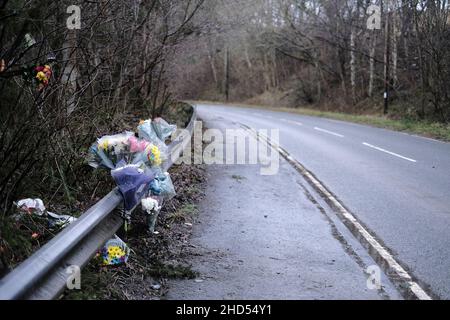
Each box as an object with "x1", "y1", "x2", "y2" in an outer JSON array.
[
  {"x1": 186, "y1": 103, "x2": 450, "y2": 299},
  {"x1": 168, "y1": 107, "x2": 402, "y2": 300}
]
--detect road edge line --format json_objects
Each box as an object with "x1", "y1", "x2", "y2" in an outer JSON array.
[{"x1": 243, "y1": 125, "x2": 432, "y2": 300}]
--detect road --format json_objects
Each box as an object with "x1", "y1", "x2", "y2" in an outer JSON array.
[
  {"x1": 188, "y1": 103, "x2": 450, "y2": 299},
  {"x1": 168, "y1": 109, "x2": 401, "y2": 299}
]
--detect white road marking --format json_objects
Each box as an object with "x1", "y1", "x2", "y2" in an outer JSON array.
[
  {"x1": 363, "y1": 142, "x2": 417, "y2": 163},
  {"x1": 280, "y1": 118, "x2": 303, "y2": 126},
  {"x1": 241, "y1": 124, "x2": 431, "y2": 300},
  {"x1": 314, "y1": 127, "x2": 344, "y2": 138}
]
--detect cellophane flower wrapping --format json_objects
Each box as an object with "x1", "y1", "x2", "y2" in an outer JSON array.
[
  {"x1": 87, "y1": 117, "x2": 177, "y2": 229},
  {"x1": 101, "y1": 237, "x2": 130, "y2": 266},
  {"x1": 87, "y1": 132, "x2": 134, "y2": 169},
  {"x1": 149, "y1": 169, "x2": 176, "y2": 200},
  {"x1": 137, "y1": 119, "x2": 171, "y2": 159},
  {"x1": 87, "y1": 132, "x2": 163, "y2": 169},
  {"x1": 137, "y1": 120, "x2": 160, "y2": 145},
  {"x1": 111, "y1": 163, "x2": 154, "y2": 211},
  {"x1": 152, "y1": 117, "x2": 177, "y2": 142}
]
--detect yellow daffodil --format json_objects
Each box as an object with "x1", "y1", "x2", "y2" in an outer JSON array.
[
  {"x1": 99, "y1": 139, "x2": 109, "y2": 150},
  {"x1": 152, "y1": 145, "x2": 161, "y2": 165}
]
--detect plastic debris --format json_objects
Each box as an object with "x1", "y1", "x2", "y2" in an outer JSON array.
[
  {"x1": 15, "y1": 198, "x2": 76, "y2": 229},
  {"x1": 101, "y1": 236, "x2": 129, "y2": 266},
  {"x1": 24, "y1": 33, "x2": 36, "y2": 48},
  {"x1": 151, "y1": 283, "x2": 161, "y2": 290},
  {"x1": 47, "y1": 211, "x2": 77, "y2": 228},
  {"x1": 16, "y1": 198, "x2": 46, "y2": 215}
]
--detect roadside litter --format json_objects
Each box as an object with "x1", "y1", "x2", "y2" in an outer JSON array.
[{"x1": 15, "y1": 198, "x2": 77, "y2": 229}]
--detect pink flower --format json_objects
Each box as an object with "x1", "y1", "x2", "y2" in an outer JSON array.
[{"x1": 129, "y1": 136, "x2": 148, "y2": 153}]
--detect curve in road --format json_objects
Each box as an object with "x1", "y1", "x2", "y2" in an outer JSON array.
[{"x1": 195, "y1": 103, "x2": 450, "y2": 299}]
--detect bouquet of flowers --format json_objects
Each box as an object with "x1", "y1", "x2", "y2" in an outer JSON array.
[
  {"x1": 137, "y1": 118, "x2": 177, "y2": 156},
  {"x1": 34, "y1": 64, "x2": 52, "y2": 90},
  {"x1": 151, "y1": 117, "x2": 177, "y2": 142},
  {"x1": 101, "y1": 237, "x2": 130, "y2": 266},
  {"x1": 111, "y1": 162, "x2": 154, "y2": 211},
  {"x1": 88, "y1": 131, "x2": 162, "y2": 169},
  {"x1": 141, "y1": 195, "x2": 163, "y2": 233},
  {"x1": 87, "y1": 117, "x2": 178, "y2": 233}
]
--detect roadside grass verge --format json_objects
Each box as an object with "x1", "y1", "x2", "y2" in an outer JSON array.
[{"x1": 192, "y1": 100, "x2": 450, "y2": 142}]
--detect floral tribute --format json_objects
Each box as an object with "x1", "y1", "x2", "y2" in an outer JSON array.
[
  {"x1": 101, "y1": 238, "x2": 130, "y2": 266},
  {"x1": 34, "y1": 64, "x2": 52, "y2": 90},
  {"x1": 87, "y1": 117, "x2": 177, "y2": 231},
  {"x1": 89, "y1": 117, "x2": 177, "y2": 266}
]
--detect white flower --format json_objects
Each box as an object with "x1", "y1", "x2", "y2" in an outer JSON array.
[
  {"x1": 97, "y1": 132, "x2": 134, "y2": 150},
  {"x1": 141, "y1": 197, "x2": 160, "y2": 214}
]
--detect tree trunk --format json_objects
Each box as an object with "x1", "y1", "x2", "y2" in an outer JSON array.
[
  {"x1": 224, "y1": 47, "x2": 230, "y2": 101},
  {"x1": 350, "y1": 27, "x2": 356, "y2": 103},
  {"x1": 383, "y1": 11, "x2": 391, "y2": 115},
  {"x1": 368, "y1": 31, "x2": 376, "y2": 97},
  {"x1": 391, "y1": 9, "x2": 399, "y2": 86},
  {"x1": 206, "y1": 42, "x2": 218, "y2": 85},
  {"x1": 61, "y1": 30, "x2": 79, "y2": 116}
]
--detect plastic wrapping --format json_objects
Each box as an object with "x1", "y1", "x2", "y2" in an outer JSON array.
[
  {"x1": 137, "y1": 120, "x2": 161, "y2": 145},
  {"x1": 111, "y1": 164, "x2": 154, "y2": 211},
  {"x1": 152, "y1": 117, "x2": 177, "y2": 141},
  {"x1": 132, "y1": 143, "x2": 162, "y2": 167},
  {"x1": 97, "y1": 131, "x2": 134, "y2": 154},
  {"x1": 86, "y1": 117, "x2": 177, "y2": 231},
  {"x1": 97, "y1": 131, "x2": 134, "y2": 165},
  {"x1": 149, "y1": 170, "x2": 176, "y2": 200},
  {"x1": 101, "y1": 236, "x2": 130, "y2": 266},
  {"x1": 88, "y1": 132, "x2": 164, "y2": 169},
  {"x1": 137, "y1": 119, "x2": 170, "y2": 157},
  {"x1": 128, "y1": 136, "x2": 149, "y2": 153},
  {"x1": 87, "y1": 144, "x2": 115, "y2": 169},
  {"x1": 46, "y1": 211, "x2": 77, "y2": 228},
  {"x1": 88, "y1": 132, "x2": 134, "y2": 169}
]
